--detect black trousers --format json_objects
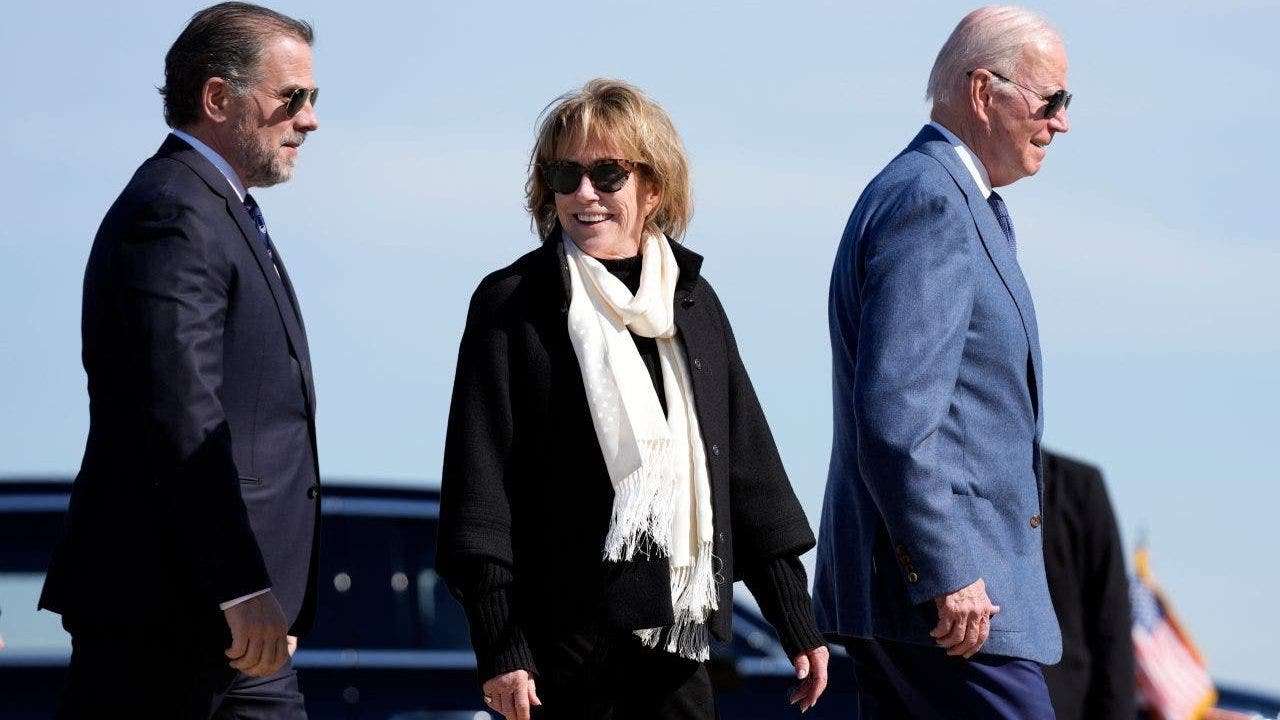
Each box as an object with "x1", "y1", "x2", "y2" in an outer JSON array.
[
  {"x1": 57, "y1": 626, "x2": 307, "y2": 720},
  {"x1": 530, "y1": 629, "x2": 718, "y2": 720}
]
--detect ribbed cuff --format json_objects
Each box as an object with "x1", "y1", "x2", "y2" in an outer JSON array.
[
  {"x1": 748, "y1": 556, "x2": 825, "y2": 658},
  {"x1": 455, "y1": 560, "x2": 538, "y2": 681}
]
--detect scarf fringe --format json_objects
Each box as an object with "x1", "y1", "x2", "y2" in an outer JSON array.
[
  {"x1": 603, "y1": 439, "x2": 677, "y2": 561},
  {"x1": 636, "y1": 618, "x2": 711, "y2": 662},
  {"x1": 633, "y1": 541, "x2": 718, "y2": 662}
]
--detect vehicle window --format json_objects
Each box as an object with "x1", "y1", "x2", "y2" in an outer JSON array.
[
  {"x1": 0, "y1": 572, "x2": 69, "y2": 653},
  {"x1": 307, "y1": 514, "x2": 470, "y2": 651},
  {"x1": 0, "y1": 510, "x2": 72, "y2": 654}
]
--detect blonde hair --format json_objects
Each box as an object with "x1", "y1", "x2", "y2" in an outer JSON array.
[{"x1": 526, "y1": 78, "x2": 693, "y2": 241}]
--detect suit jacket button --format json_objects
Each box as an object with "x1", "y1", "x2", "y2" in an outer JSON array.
[
  {"x1": 1029, "y1": 514, "x2": 1041, "y2": 528},
  {"x1": 907, "y1": 572, "x2": 919, "y2": 583},
  {"x1": 307, "y1": 485, "x2": 320, "y2": 500},
  {"x1": 681, "y1": 297, "x2": 695, "y2": 308},
  {"x1": 710, "y1": 444, "x2": 720, "y2": 456},
  {"x1": 692, "y1": 357, "x2": 703, "y2": 370}
]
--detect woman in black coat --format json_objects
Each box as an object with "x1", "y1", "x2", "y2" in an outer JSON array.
[{"x1": 437, "y1": 78, "x2": 828, "y2": 720}]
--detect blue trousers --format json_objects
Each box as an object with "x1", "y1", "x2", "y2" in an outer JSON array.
[{"x1": 843, "y1": 637, "x2": 1056, "y2": 720}]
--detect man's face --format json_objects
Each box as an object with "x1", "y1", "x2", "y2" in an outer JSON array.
[
  {"x1": 975, "y1": 40, "x2": 1070, "y2": 187},
  {"x1": 228, "y1": 35, "x2": 318, "y2": 188}
]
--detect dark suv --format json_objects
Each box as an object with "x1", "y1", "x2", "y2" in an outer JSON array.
[
  {"x1": 0, "y1": 478, "x2": 859, "y2": 719},
  {"x1": 4, "y1": 478, "x2": 1278, "y2": 719}
]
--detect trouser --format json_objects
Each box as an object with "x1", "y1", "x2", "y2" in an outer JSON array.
[
  {"x1": 530, "y1": 628, "x2": 719, "y2": 720},
  {"x1": 843, "y1": 637, "x2": 1056, "y2": 720},
  {"x1": 57, "y1": 626, "x2": 307, "y2": 720}
]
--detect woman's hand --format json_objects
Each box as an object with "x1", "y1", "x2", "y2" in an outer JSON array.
[
  {"x1": 789, "y1": 644, "x2": 830, "y2": 713},
  {"x1": 482, "y1": 669, "x2": 542, "y2": 720}
]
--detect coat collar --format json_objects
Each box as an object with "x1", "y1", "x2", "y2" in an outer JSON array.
[{"x1": 155, "y1": 134, "x2": 316, "y2": 415}]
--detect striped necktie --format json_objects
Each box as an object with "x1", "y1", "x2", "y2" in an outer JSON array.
[{"x1": 987, "y1": 190, "x2": 1017, "y2": 253}]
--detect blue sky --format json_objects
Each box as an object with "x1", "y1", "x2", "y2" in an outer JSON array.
[{"x1": 2, "y1": 0, "x2": 1277, "y2": 692}]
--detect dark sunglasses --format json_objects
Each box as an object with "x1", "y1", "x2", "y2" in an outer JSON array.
[
  {"x1": 967, "y1": 69, "x2": 1071, "y2": 119},
  {"x1": 540, "y1": 159, "x2": 636, "y2": 194},
  {"x1": 281, "y1": 87, "x2": 319, "y2": 118}
]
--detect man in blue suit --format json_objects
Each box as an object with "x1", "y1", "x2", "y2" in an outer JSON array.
[
  {"x1": 40, "y1": 3, "x2": 321, "y2": 718},
  {"x1": 814, "y1": 6, "x2": 1072, "y2": 717}
]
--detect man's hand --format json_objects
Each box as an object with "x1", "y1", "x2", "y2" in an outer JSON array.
[
  {"x1": 482, "y1": 668, "x2": 541, "y2": 720},
  {"x1": 931, "y1": 578, "x2": 1000, "y2": 658},
  {"x1": 223, "y1": 591, "x2": 289, "y2": 677},
  {"x1": 788, "y1": 644, "x2": 830, "y2": 713}
]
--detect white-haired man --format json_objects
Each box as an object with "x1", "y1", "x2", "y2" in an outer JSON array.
[{"x1": 814, "y1": 5, "x2": 1071, "y2": 717}]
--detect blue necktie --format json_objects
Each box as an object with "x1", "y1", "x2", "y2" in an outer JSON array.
[
  {"x1": 242, "y1": 193, "x2": 273, "y2": 256},
  {"x1": 987, "y1": 191, "x2": 1017, "y2": 253}
]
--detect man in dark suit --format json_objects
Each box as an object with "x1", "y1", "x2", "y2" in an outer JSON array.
[
  {"x1": 39, "y1": 3, "x2": 321, "y2": 718},
  {"x1": 1041, "y1": 451, "x2": 1136, "y2": 720},
  {"x1": 813, "y1": 6, "x2": 1072, "y2": 718}
]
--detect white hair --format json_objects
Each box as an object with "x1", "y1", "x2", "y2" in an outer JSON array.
[{"x1": 926, "y1": 5, "x2": 1062, "y2": 110}]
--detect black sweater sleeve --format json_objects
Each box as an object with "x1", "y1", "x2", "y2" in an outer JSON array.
[
  {"x1": 446, "y1": 558, "x2": 538, "y2": 681},
  {"x1": 742, "y1": 555, "x2": 826, "y2": 658}
]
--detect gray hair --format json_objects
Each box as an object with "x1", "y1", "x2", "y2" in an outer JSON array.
[
  {"x1": 161, "y1": 2, "x2": 313, "y2": 129},
  {"x1": 926, "y1": 5, "x2": 1060, "y2": 110}
]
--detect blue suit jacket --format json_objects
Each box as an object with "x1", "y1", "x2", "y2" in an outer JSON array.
[{"x1": 813, "y1": 125, "x2": 1062, "y2": 665}]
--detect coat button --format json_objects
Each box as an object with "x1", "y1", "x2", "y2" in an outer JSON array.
[
  {"x1": 307, "y1": 485, "x2": 320, "y2": 500},
  {"x1": 681, "y1": 298, "x2": 695, "y2": 308},
  {"x1": 907, "y1": 572, "x2": 919, "y2": 583},
  {"x1": 1030, "y1": 514, "x2": 1041, "y2": 528},
  {"x1": 710, "y1": 444, "x2": 720, "y2": 456},
  {"x1": 692, "y1": 358, "x2": 703, "y2": 370}
]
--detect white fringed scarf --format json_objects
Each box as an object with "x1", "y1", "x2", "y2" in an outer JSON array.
[{"x1": 563, "y1": 232, "x2": 717, "y2": 661}]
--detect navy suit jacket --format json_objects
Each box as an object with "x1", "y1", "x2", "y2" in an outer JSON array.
[
  {"x1": 40, "y1": 134, "x2": 321, "y2": 640},
  {"x1": 813, "y1": 125, "x2": 1062, "y2": 665}
]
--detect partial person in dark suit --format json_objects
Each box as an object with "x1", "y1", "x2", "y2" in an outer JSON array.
[
  {"x1": 39, "y1": 3, "x2": 321, "y2": 718},
  {"x1": 1041, "y1": 451, "x2": 1136, "y2": 720},
  {"x1": 813, "y1": 5, "x2": 1073, "y2": 719}
]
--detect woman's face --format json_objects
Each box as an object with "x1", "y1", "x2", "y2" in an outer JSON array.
[{"x1": 552, "y1": 141, "x2": 660, "y2": 259}]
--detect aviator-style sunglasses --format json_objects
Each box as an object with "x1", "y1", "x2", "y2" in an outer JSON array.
[
  {"x1": 540, "y1": 159, "x2": 637, "y2": 194},
  {"x1": 281, "y1": 87, "x2": 319, "y2": 118},
  {"x1": 967, "y1": 69, "x2": 1071, "y2": 119}
]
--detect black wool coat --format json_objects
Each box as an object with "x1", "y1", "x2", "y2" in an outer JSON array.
[{"x1": 437, "y1": 238, "x2": 816, "y2": 654}]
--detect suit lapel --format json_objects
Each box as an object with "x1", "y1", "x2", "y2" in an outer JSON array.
[
  {"x1": 912, "y1": 127, "x2": 1043, "y2": 420},
  {"x1": 268, "y1": 248, "x2": 317, "y2": 412},
  {"x1": 160, "y1": 135, "x2": 317, "y2": 417}
]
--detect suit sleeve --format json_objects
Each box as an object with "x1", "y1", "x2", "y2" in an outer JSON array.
[
  {"x1": 436, "y1": 283, "x2": 536, "y2": 680},
  {"x1": 846, "y1": 183, "x2": 980, "y2": 604},
  {"x1": 112, "y1": 187, "x2": 271, "y2": 609}
]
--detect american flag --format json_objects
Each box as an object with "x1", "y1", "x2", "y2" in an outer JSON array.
[{"x1": 1131, "y1": 548, "x2": 1217, "y2": 720}]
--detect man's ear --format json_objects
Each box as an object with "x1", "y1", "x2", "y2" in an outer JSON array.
[
  {"x1": 200, "y1": 77, "x2": 236, "y2": 124},
  {"x1": 969, "y1": 70, "x2": 995, "y2": 126}
]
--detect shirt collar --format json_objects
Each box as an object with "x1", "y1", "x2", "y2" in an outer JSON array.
[
  {"x1": 929, "y1": 120, "x2": 993, "y2": 199},
  {"x1": 171, "y1": 129, "x2": 247, "y2": 202}
]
